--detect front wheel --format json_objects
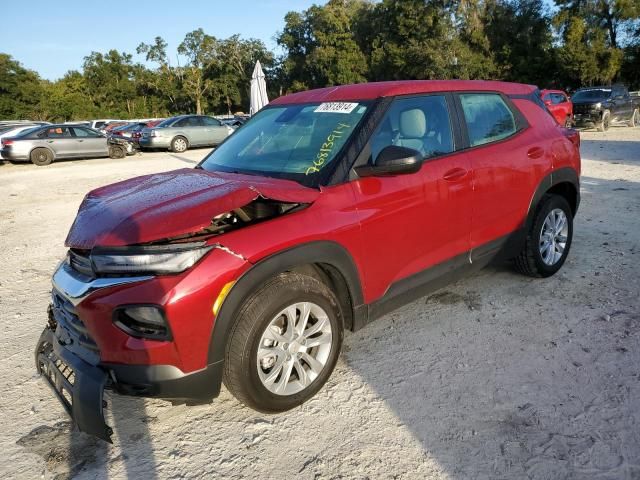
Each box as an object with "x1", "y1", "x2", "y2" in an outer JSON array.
[
  {"x1": 514, "y1": 194, "x2": 574, "y2": 278},
  {"x1": 108, "y1": 145, "x2": 125, "y2": 159},
  {"x1": 630, "y1": 109, "x2": 639, "y2": 127},
  {"x1": 223, "y1": 272, "x2": 343, "y2": 413}
]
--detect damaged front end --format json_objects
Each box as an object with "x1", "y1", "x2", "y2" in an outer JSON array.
[{"x1": 36, "y1": 168, "x2": 320, "y2": 441}]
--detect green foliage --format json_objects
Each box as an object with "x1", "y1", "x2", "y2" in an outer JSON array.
[{"x1": 0, "y1": 2, "x2": 639, "y2": 121}]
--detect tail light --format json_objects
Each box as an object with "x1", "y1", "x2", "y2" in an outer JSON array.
[{"x1": 1, "y1": 139, "x2": 13, "y2": 147}]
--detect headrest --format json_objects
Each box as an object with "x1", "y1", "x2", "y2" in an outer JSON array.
[{"x1": 399, "y1": 109, "x2": 426, "y2": 138}]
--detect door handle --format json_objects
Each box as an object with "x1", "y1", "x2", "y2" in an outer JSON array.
[
  {"x1": 443, "y1": 167, "x2": 468, "y2": 181},
  {"x1": 46, "y1": 140, "x2": 54, "y2": 143},
  {"x1": 527, "y1": 147, "x2": 544, "y2": 159},
  {"x1": 77, "y1": 140, "x2": 84, "y2": 142}
]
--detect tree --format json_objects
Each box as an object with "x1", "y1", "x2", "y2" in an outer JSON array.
[
  {"x1": 278, "y1": 0, "x2": 369, "y2": 91},
  {"x1": 0, "y1": 54, "x2": 44, "y2": 119},
  {"x1": 177, "y1": 29, "x2": 218, "y2": 114}
]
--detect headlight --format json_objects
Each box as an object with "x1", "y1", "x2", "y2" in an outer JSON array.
[
  {"x1": 149, "y1": 130, "x2": 158, "y2": 137},
  {"x1": 91, "y1": 242, "x2": 212, "y2": 275},
  {"x1": 593, "y1": 102, "x2": 602, "y2": 110}
]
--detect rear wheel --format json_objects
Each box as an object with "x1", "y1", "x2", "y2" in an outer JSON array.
[
  {"x1": 30, "y1": 148, "x2": 53, "y2": 166},
  {"x1": 223, "y1": 272, "x2": 343, "y2": 413},
  {"x1": 597, "y1": 110, "x2": 610, "y2": 132},
  {"x1": 171, "y1": 136, "x2": 188, "y2": 153},
  {"x1": 514, "y1": 194, "x2": 573, "y2": 278},
  {"x1": 630, "y1": 109, "x2": 639, "y2": 127}
]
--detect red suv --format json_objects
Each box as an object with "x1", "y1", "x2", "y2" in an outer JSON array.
[
  {"x1": 35, "y1": 81, "x2": 581, "y2": 441},
  {"x1": 541, "y1": 89, "x2": 573, "y2": 127}
]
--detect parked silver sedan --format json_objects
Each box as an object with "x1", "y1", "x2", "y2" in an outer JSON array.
[
  {"x1": 139, "y1": 115, "x2": 233, "y2": 152},
  {"x1": 0, "y1": 124, "x2": 117, "y2": 166}
]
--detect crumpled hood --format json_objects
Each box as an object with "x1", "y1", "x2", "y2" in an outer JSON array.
[{"x1": 65, "y1": 168, "x2": 320, "y2": 249}]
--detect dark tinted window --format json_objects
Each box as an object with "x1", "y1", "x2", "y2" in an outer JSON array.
[
  {"x1": 41, "y1": 127, "x2": 72, "y2": 138},
  {"x1": 369, "y1": 95, "x2": 454, "y2": 161},
  {"x1": 459, "y1": 94, "x2": 517, "y2": 147},
  {"x1": 175, "y1": 116, "x2": 199, "y2": 127}
]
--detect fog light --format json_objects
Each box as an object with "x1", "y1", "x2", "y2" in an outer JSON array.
[{"x1": 113, "y1": 305, "x2": 172, "y2": 341}]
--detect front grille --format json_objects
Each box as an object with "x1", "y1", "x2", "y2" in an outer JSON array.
[
  {"x1": 573, "y1": 104, "x2": 593, "y2": 114},
  {"x1": 69, "y1": 249, "x2": 94, "y2": 277},
  {"x1": 51, "y1": 289, "x2": 99, "y2": 353}
]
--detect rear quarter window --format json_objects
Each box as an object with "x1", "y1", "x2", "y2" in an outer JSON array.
[{"x1": 459, "y1": 93, "x2": 517, "y2": 147}]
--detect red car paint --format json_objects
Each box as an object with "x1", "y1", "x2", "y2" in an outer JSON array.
[
  {"x1": 541, "y1": 89, "x2": 573, "y2": 126},
  {"x1": 42, "y1": 81, "x2": 581, "y2": 429}
]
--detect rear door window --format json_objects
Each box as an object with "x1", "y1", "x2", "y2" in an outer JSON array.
[
  {"x1": 72, "y1": 127, "x2": 101, "y2": 137},
  {"x1": 459, "y1": 93, "x2": 517, "y2": 147}
]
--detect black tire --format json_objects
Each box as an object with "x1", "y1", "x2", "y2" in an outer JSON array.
[
  {"x1": 514, "y1": 194, "x2": 573, "y2": 278},
  {"x1": 223, "y1": 272, "x2": 343, "y2": 413},
  {"x1": 30, "y1": 148, "x2": 53, "y2": 166},
  {"x1": 170, "y1": 136, "x2": 188, "y2": 153},
  {"x1": 630, "y1": 109, "x2": 639, "y2": 128},
  {"x1": 597, "y1": 110, "x2": 610, "y2": 132},
  {"x1": 108, "y1": 145, "x2": 125, "y2": 159}
]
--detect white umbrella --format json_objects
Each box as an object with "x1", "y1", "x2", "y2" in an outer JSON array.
[{"x1": 250, "y1": 60, "x2": 269, "y2": 116}]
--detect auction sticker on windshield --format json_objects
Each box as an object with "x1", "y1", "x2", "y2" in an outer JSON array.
[{"x1": 314, "y1": 102, "x2": 359, "y2": 114}]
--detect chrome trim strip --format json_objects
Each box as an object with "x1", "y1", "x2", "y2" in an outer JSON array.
[{"x1": 52, "y1": 262, "x2": 153, "y2": 306}]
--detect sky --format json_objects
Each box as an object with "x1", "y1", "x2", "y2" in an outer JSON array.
[{"x1": 1, "y1": 0, "x2": 323, "y2": 80}]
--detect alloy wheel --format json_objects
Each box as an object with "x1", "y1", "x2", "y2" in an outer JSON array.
[
  {"x1": 539, "y1": 208, "x2": 569, "y2": 266},
  {"x1": 257, "y1": 302, "x2": 332, "y2": 396}
]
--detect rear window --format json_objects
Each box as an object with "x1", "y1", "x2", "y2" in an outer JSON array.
[{"x1": 459, "y1": 94, "x2": 517, "y2": 147}]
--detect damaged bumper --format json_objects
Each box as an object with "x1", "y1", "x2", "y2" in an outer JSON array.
[{"x1": 35, "y1": 326, "x2": 112, "y2": 442}]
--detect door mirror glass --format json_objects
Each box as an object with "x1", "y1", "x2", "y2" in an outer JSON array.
[{"x1": 355, "y1": 145, "x2": 422, "y2": 177}]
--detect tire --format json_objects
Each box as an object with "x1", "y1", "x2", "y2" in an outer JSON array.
[
  {"x1": 30, "y1": 148, "x2": 53, "y2": 166},
  {"x1": 223, "y1": 272, "x2": 343, "y2": 413},
  {"x1": 597, "y1": 110, "x2": 610, "y2": 132},
  {"x1": 170, "y1": 136, "x2": 188, "y2": 153},
  {"x1": 514, "y1": 194, "x2": 573, "y2": 278},
  {"x1": 630, "y1": 109, "x2": 639, "y2": 128},
  {"x1": 108, "y1": 145, "x2": 125, "y2": 159}
]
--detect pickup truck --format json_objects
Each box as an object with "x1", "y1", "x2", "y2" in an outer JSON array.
[{"x1": 571, "y1": 84, "x2": 640, "y2": 131}]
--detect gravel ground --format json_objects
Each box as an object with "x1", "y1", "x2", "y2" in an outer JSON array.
[{"x1": 0, "y1": 128, "x2": 639, "y2": 480}]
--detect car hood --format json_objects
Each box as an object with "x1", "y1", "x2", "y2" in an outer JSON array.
[{"x1": 65, "y1": 168, "x2": 320, "y2": 249}]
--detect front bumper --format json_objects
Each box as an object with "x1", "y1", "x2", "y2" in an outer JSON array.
[
  {"x1": 573, "y1": 112, "x2": 601, "y2": 127},
  {"x1": 34, "y1": 252, "x2": 245, "y2": 441}
]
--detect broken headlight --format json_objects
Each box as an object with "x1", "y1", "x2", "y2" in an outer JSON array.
[{"x1": 91, "y1": 242, "x2": 212, "y2": 275}]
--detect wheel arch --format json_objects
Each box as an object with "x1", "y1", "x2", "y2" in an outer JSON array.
[
  {"x1": 29, "y1": 145, "x2": 56, "y2": 160},
  {"x1": 206, "y1": 241, "x2": 365, "y2": 365},
  {"x1": 526, "y1": 167, "x2": 579, "y2": 232}
]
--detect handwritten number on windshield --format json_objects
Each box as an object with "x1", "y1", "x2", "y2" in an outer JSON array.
[{"x1": 305, "y1": 123, "x2": 351, "y2": 175}]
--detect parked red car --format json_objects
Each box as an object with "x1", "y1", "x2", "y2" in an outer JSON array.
[
  {"x1": 35, "y1": 80, "x2": 581, "y2": 441},
  {"x1": 541, "y1": 89, "x2": 573, "y2": 126}
]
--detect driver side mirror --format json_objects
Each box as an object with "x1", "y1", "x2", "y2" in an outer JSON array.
[{"x1": 355, "y1": 145, "x2": 423, "y2": 177}]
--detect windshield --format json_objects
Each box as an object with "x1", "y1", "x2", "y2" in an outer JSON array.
[
  {"x1": 572, "y1": 89, "x2": 611, "y2": 102},
  {"x1": 200, "y1": 102, "x2": 369, "y2": 186}
]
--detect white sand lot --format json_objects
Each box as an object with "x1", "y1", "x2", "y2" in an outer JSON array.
[{"x1": 1, "y1": 128, "x2": 639, "y2": 479}]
